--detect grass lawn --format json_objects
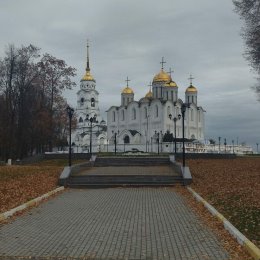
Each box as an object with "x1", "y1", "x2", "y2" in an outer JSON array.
[
  {"x1": 0, "y1": 159, "x2": 87, "y2": 214},
  {"x1": 187, "y1": 157, "x2": 260, "y2": 247}
]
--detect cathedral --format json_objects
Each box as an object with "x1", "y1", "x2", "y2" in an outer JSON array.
[
  {"x1": 71, "y1": 43, "x2": 107, "y2": 153},
  {"x1": 71, "y1": 43, "x2": 205, "y2": 153},
  {"x1": 107, "y1": 58, "x2": 205, "y2": 153}
]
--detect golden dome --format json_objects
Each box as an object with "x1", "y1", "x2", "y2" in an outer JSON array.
[
  {"x1": 153, "y1": 69, "x2": 172, "y2": 83},
  {"x1": 122, "y1": 86, "x2": 134, "y2": 94},
  {"x1": 145, "y1": 89, "x2": 153, "y2": 98},
  {"x1": 164, "y1": 81, "x2": 178, "y2": 88},
  {"x1": 186, "y1": 85, "x2": 197, "y2": 93},
  {"x1": 81, "y1": 69, "x2": 95, "y2": 82}
]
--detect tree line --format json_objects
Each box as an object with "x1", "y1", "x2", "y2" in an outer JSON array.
[{"x1": 0, "y1": 44, "x2": 77, "y2": 161}]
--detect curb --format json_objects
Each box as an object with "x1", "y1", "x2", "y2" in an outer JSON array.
[
  {"x1": 0, "y1": 186, "x2": 64, "y2": 222},
  {"x1": 187, "y1": 187, "x2": 260, "y2": 260}
]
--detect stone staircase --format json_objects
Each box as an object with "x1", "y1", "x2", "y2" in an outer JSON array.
[
  {"x1": 65, "y1": 156, "x2": 185, "y2": 188},
  {"x1": 67, "y1": 175, "x2": 184, "y2": 188},
  {"x1": 94, "y1": 156, "x2": 170, "y2": 166}
]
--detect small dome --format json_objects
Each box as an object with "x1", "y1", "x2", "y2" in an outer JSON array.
[
  {"x1": 145, "y1": 89, "x2": 153, "y2": 98},
  {"x1": 186, "y1": 85, "x2": 197, "y2": 93},
  {"x1": 122, "y1": 86, "x2": 134, "y2": 94},
  {"x1": 153, "y1": 69, "x2": 172, "y2": 83},
  {"x1": 81, "y1": 70, "x2": 95, "y2": 82},
  {"x1": 164, "y1": 81, "x2": 178, "y2": 88}
]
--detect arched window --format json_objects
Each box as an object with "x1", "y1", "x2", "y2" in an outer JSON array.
[
  {"x1": 132, "y1": 108, "x2": 136, "y2": 120},
  {"x1": 167, "y1": 106, "x2": 171, "y2": 117},
  {"x1": 112, "y1": 111, "x2": 116, "y2": 122},
  {"x1": 155, "y1": 105, "x2": 159, "y2": 118},
  {"x1": 124, "y1": 135, "x2": 130, "y2": 144},
  {"x1": 91, "y1": 98, "x2": 95, "y2": 107},
  {"x1": 144, "y1": 107, "x2": 147, "y2": 119},
  {"x1": 79, "y1": 117, "x2": 83, "y2": 123},
  {"x1": 121, "y1": 110, "x2": 125, "y2": 121},
  {"x1": 80, "y1": 97, "x2": 84, "y2": 106}
]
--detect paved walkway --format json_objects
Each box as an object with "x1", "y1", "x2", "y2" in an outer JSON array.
[
  {"x1": 0, "y1": 188, "x2": 229, "y2": 260},
  {"x1": 75, "y1": 166, "x2": 180, "y2": 176}
]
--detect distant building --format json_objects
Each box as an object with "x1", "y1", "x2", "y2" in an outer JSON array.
[
  {"x1": 106, "y1": 59, "x2": 205, "y2": 152},
  {"x1": 71, "y1": 43, "x2": 107, "y2": 153}
]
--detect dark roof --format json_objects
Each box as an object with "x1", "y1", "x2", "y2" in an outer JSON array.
[{"x1": 129, "y1": 130, "x2": 140, "y2": 136}]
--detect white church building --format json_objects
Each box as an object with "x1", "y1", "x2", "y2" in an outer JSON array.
[
  {"x1": 71, "y1": 43, "x2": 107, "y2": 153},
  {"x1": 107, "y1": 59, "x2": 206, "y2": 153}
]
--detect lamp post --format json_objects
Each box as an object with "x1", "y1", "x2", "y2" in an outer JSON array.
[
  {"x1": 181, "y1": 103, "x2": 189, "y2": 168},
  {"x1": 224, "y1": 138, "x2": 227, "y2": 153},
  {"x1": 114, "y1": 132, "x2": 117, "y2": 155},
  {"x1": 169, "y1": 113, "x2": 181, "y2": 155},
  {"x1": 86, "y1": 114, "x2": 97, "y2": 156},
  {"x1": 218, "y1": 137, "x2": 221, "y2": 153},
  {"x1": 232, "y1": 140, "x2": 235, "y2": 154},
  {"x1": 155, "y1": 131, "x2": 159, "y2": 154},
  {"x1": 66, "y1": 106, "x2": 74, "y2": 167}
]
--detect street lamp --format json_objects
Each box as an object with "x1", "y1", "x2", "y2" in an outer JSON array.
[
  {"x1": 66, "y1": 106, "x2": 74, "y2": 167},
  {"x1": 181, "y1": 103, "x2": 189, "y2": 168},
  {"x1": 218, "y1": 137, "x2": 221, "y2": 153},
  {"x1": 86, "y1": 114, "x2": 97, "y2": 156},
  {"x1": 155, "y1": 130, "x2": 160, "y2": 154},
  {"x1": 169, "y1": 113, "x2": 181, "y2": 155},
  {"x1": 224, "y1": 138, "x2": 227, "y2": 153},
  {"x1": 114, "y1": 132, "x2": 117, "y2": 155}
]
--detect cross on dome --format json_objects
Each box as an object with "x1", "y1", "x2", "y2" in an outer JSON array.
[
  {"x1": 160, "y1": 57, "x2": 166, "y2": 70},
  {"x1": 148, "y1": 81, "x2": 152, "y2": 91},
  {"x1": 125, "y1": 76, "x2": 130, "y2": 87},
  {"x1": 167, "y1": 68, "x2": 174, "y2": 77},
  {"x1": 188, "y1": 74, "x2": 194, "y2": 85},
  {"x1": 86, "y1": 39, "x2": 90, "y2": 70}
]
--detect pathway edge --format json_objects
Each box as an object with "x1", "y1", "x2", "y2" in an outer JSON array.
[
  {"x1": 0, "y1": 186, "x2": 64, "y2": 221},
  {"x1": 187, "y1": 187, "x2": 260, "y2": 260}
]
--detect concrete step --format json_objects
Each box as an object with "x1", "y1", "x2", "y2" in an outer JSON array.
[
  {"x1": 67, "y1": 175, "x2": 184, "y2": 188},
  {"x1": 94, "y1": 157, "x2": 170, "y2": 166}
]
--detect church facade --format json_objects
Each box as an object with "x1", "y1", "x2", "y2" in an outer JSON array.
[
  {"x1": 107, "y1": 60, "x2": 205, "y2": 152},
  {"x1": 71, "y1": 44, "x2": 107, "y2": 153}
]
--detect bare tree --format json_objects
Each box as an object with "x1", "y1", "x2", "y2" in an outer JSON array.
[
  {"x1": 233, "y1": 0, "x2": 260, "y2": 99},
  {"x1": 0, "y1": 44, "x2": 77, "y2": 160}
]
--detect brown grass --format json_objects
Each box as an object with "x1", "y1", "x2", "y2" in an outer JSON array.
[{"x1": 187, "y1": 157, "x2": 260, "y2": 247}]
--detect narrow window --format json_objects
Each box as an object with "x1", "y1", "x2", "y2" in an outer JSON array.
[
  {"x1": 167, "y1": 106, "x2": 170, "y2": 117},
  {"x1": 144, "y1": 107, "x2": 147, "y2": 119},
  {"x1": 132, "y1": 108, "x2": 136, "y2": 120},
  {"x1": 112, "y1": 111, "x2": 116, "y2": 122},
  {"x1": 121, "y1": 110, "x2": 125, "y2": 121},
  {"x1": 91, "y1": 98, "x2": 95, "y2": 107},
  {"x1": 155, "y1": 105, "x2": 159, "y2": 118}
]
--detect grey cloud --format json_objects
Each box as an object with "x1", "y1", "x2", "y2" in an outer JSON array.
[{"x1": 0, "y1": 0, "x2": 259, "y2": 149}]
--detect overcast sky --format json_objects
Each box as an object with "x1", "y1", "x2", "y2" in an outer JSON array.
[{"x1": 0, "y1": 0, "x2": 259, "y2": 149}]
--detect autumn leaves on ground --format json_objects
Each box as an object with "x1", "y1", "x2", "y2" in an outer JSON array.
[
  {"x1": 0, "y1": 162, "x2": 63, "y2": 214},
  {"x1": 188, "y1": 157, "x2": 260, "y2": 248},
  {"x1": 0, "y1": 157, "x2": 259, "y2": 249}
]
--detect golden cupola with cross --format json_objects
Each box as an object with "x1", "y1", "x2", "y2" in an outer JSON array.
[
  {"x1": 185, "y1": 74, "x2": 198, "y2": 104},
  {"x1": 121, "y1": 77, "x2": 134, "y2": 106}
]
